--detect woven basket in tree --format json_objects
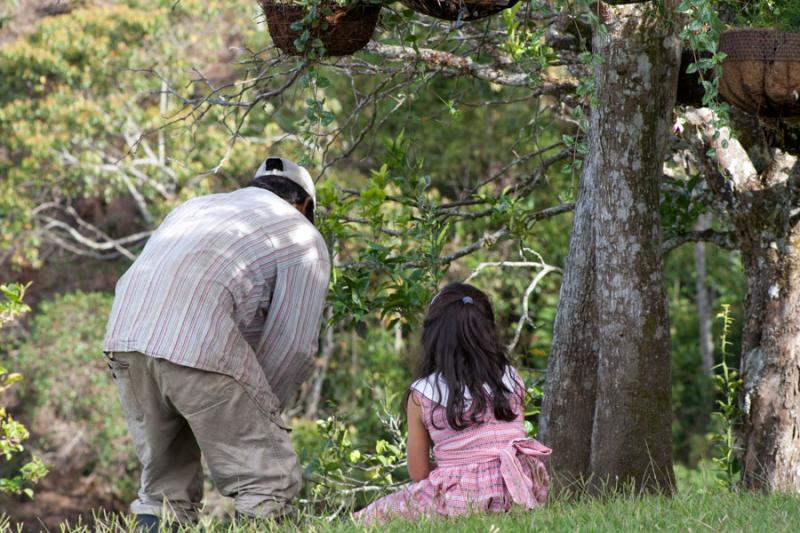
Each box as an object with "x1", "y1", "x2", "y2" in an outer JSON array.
[
  {"x1": 261, "y1": 1, "x2": 381, "y2": 56},
  {"x1": 718, "y1": 28, "x2": 800, "y2": 126},
  {"x1": 398, "y1": 0, "x2": 519, "y2": 22}
]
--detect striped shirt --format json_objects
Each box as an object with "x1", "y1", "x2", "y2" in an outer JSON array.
[{"x1": 103, "y1": 187, "x2": 330, "y2": 409}]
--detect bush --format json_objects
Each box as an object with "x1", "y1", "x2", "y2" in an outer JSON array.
[
  {"x1": 12, "y1": 291, "x2": 137, "y2": 499},
  {"x1": 1, "y1": 282, "x2": 48, "y2": 498}
]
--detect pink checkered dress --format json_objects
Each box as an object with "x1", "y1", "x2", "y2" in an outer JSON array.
[{"x1": 354, "y1": 367, "x2": 551, "y2": 522}]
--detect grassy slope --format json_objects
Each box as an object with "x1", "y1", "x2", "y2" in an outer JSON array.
[
  {"x1": 52, "y1": 466, "x2": 800, "y2": 533},
  {"x1": 366, "y1": 491, "x2": 799, "y2": 532},
  {"x1": 58, "y1": 490, "x2": 800, "y2": 533}
]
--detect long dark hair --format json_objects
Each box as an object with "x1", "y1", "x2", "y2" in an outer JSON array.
[{"x1": 406, "y1": 282, "x2": 518, "y2": 430}]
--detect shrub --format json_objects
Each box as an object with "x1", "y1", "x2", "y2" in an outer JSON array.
[
  {"x1": 12, "y1": 291, "x2": 137, "y2": 499},
  {"x1": 1, "y1": 282, "x2": 48, "y2": 498}
]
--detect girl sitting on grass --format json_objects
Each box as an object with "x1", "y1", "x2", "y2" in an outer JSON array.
[{"x1": 355, "y1": 282, "x2": 551, "y2": 523}]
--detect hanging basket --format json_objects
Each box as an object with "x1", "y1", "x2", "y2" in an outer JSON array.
[
  {"x1": 261, "y1": 1, "x2": 381, "y2": 57},
  {"x1": 718, "y1": 28, "x2": 800, "y2": 126},
  {"x1": 398, "y1": 0, "x2": 519, "y2": 22}
]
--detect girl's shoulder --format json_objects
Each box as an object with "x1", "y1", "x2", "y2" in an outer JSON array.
[{"x1": 410, "y1": 365, "x2": 521, "y2": 406}]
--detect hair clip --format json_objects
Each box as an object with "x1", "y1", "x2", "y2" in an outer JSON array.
[{"x1": 462, "y1": 296, "x2": 474, "y2": 305}]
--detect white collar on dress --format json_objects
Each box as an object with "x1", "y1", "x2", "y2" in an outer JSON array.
[{"x1": 410, "y1": 366, "x2": 517, "y2": 406}]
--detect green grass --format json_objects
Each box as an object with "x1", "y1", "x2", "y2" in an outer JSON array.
[{"x1": 16, "y1": 465, "x2": 799, "y2": 533}]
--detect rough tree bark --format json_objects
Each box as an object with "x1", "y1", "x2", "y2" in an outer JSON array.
[
  {"x1": 588, "y1": 4, "x2": 679, "y2": 492},
  {"x1": 738, "y1": 196, "x2": 800, "y2": 491},
  {"x1": 686, "y1": 108, "x2": 800, "y2": 492},
  {"x1": 735, "y1": 151, "x2": 800, "y2": 491},
  {"x1": 538, "y1": 132, "x2": 599, "y2": 485},
  {"x1": 540, "y1": 2, "x2": 680, "y2": 493}
]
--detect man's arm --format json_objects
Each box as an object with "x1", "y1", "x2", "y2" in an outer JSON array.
[{"x1": 254, "y1": 256, "x2": 330, "y2": 409}]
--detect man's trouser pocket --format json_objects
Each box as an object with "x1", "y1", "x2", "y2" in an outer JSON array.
[{"x1": 105, "y1": 352, "x2": 145, "y2": 422}]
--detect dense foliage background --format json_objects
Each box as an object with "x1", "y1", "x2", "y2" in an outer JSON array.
[{"x1": 0, "y1": 0, "x2": 756, "y2": 527}]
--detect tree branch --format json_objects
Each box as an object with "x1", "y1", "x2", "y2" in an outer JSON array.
[
  {"x1": 662, "y1": 229, "x2": 736, "y2": 254},
  {"x1": 365, "y1": 42, "x2": 576, "y2": 91},
  {"x1": 526, "y1": 202, "x2": 576, "y2": 224},
  {"x1": 441, "y1": 226, "x2": 510, "y2": 264},
  {"x1": 34, "y1": 207, "x2": 151, "y2": 262},
  {"x1": 684, "y1": 108, "x2": 758, "y2": 192},
  {"x1": 340, "y1": 216, "x2": 405, "y2": 237},
  {"x1": 506, "y1": 263, "x2": 562, "y2": 354}
]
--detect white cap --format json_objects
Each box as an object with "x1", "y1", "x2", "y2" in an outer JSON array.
[{"x1": 253, "y1": 157, "x2": 316, "y2": 206}]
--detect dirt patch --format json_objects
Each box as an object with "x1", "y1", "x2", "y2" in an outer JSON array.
[
  {"x1": 0, "y1": 386, "x2": 125, "y2": 531},
  {"x1": 1, "y1": 469, "x2": 126, "y2": 532},
  {"x1": 2, "y1": 473, "x2": 235, "y2": 531}
]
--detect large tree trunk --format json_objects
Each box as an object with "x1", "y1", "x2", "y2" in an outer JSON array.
[
  {"x1": 538, "y1": 139, "x2": 598, "y2": 485},
  {"x1": 739, "y1": 235, "x2": 800, "y2": 491},
  {"x1": 588, "y1": 4, "x2": 679, "y2": 492},
  {"x1": 736, "y1": 154, "x2": 800, "y2": 492},
  {"x1": 686, "y1": 110, "x2": 800, "y2": 492},
  {"x1": 541, "y1": 3, "x2": 680, "y2": 493}
]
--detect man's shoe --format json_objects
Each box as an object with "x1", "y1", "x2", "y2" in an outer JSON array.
[
  {"x1": 135, "y1": 514, "x2": 180, "y2": 533},
  {"x1": 135, "y1": 514, "x2": 160, "y2": 533}
]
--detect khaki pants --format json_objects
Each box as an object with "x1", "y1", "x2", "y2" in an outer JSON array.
[{"x1": 106, "y1": 351, "x2": 300, "y2": 522}]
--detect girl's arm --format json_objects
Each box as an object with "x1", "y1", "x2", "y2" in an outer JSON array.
[{"x1": 406, "y1": 392, "x2": 432, "y2": 482}]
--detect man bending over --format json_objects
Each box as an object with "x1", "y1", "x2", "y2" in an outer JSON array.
[{"x1": 103, "y1": 157, "x2": 330, "y2": 528}]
